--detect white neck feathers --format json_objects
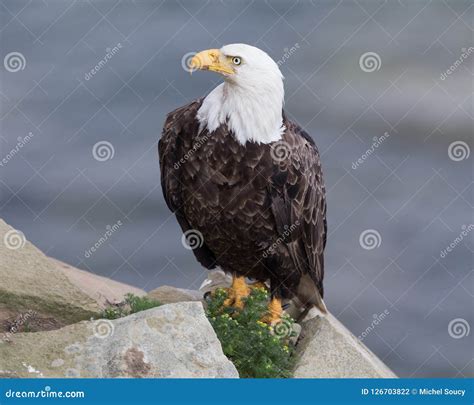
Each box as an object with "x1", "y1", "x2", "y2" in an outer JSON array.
[{"x1": 196, "y1": 78, "x2": 285, "y2": 145}]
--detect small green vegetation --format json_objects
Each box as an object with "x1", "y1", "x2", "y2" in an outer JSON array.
[
  {"x1": 206, "y1": 287, "x2": 296, "y2": 378},
  {"x1": 101, "y1": 293, "x2": 162, "y2": 320}
]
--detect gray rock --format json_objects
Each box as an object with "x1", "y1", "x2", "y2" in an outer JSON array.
[
  {"x1": 0, "y1": 302, "x2": 238, "y2": 378},
  {"x1": 147, "y1": 285, "x2": 202, "y2": 304},
  {"x1": 0, "y1": 219, "x2": 100, "y2": 329},
  {"x1": 293, "y1": 313, "x2": 397, "y2": 378},
  {"x1": 53, "y1": 258, "x2": 145, "y2": 307},
  {"x1": 199, "y1": 269, "x2": 232, "y2": 294},
  {"x1": 0, "y1": 219, "x2": 145, "y2": 332},
  {"x1": 289, "y1": 323, "x2": 302, "y2": 346}
]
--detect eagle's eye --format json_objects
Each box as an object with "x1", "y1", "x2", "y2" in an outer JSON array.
[{"x1": 232, "y1": 57, "x2": 242, "y2": 66}]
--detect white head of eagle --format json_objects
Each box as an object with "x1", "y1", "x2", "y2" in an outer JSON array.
[{"x1": 190, "y1": 44, "x2": 285, "y2": 145}]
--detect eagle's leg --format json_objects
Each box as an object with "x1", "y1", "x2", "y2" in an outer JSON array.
[
  {"x1": 223, "y1": 274, "x2": 250, "y2": 310},
  {"x1": 262, "y1": 296, "x2": 283, "y2": 325}
]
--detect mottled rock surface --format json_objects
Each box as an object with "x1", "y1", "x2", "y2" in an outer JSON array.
[
  {"x1": 0, "y1": 219, "x2": 100, "y2": 330},
  {"x1": 147, "y1": 285, "x2": 202, "y2": 304},
  {"x1": 0, "y1": 302, "x2": 238, "y2": 378},
  {"x1": 0, "y1": 219, "x2": 145, "y2": 332},
  {"x1": 293, "y1": 313, "x2": 397, "y2": 378},
  {"x1": 54, "y1": 258, "x2": 145, "y2": 307}
]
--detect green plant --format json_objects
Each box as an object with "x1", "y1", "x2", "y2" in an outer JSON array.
[
  {"x1": 206, "y1": 287, "x2": 296, "y2": 378},
  {"x1": 101, "y1": 293, "x2": 162, "y2": 320},
  {"x1": 126, "y1": 293, "x2": 162, "y2": 313}
]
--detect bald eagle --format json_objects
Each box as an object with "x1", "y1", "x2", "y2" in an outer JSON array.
[{"x1": 159, "y1": 44, "x2": 327, "y2": 323}]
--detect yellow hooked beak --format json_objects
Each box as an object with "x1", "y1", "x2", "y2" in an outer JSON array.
[{"x1": 189, "y1": 49, "x2": 235, "y2": 76}]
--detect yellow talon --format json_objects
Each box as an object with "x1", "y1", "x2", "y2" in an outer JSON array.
[
  {"x1": 262, "y1": 297, "x2": 283, "y2": 325},
  {"x1": 223, "y1": 275, "x2": 250, "y2": 310}
]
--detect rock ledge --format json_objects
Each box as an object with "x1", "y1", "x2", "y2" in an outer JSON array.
[{"x1": 0, "y1": 302, "x2": 238, "y2": 378}]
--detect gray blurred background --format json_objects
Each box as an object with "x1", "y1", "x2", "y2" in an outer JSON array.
[{"x1": 0, "y1": 0, "x2": 472, "y2": 377}]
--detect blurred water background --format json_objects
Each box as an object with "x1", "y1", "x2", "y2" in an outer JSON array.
[{"x1": 0, "y1": 0, "x2": 472, "y2": 377}]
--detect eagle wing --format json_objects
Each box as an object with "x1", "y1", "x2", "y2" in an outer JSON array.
[
  {"x1": 158, "y1": 99, "x2": 217, "y2": 269},
  {"x1": 268, "y1": 118, "x2": 327, "y2": 301}
]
